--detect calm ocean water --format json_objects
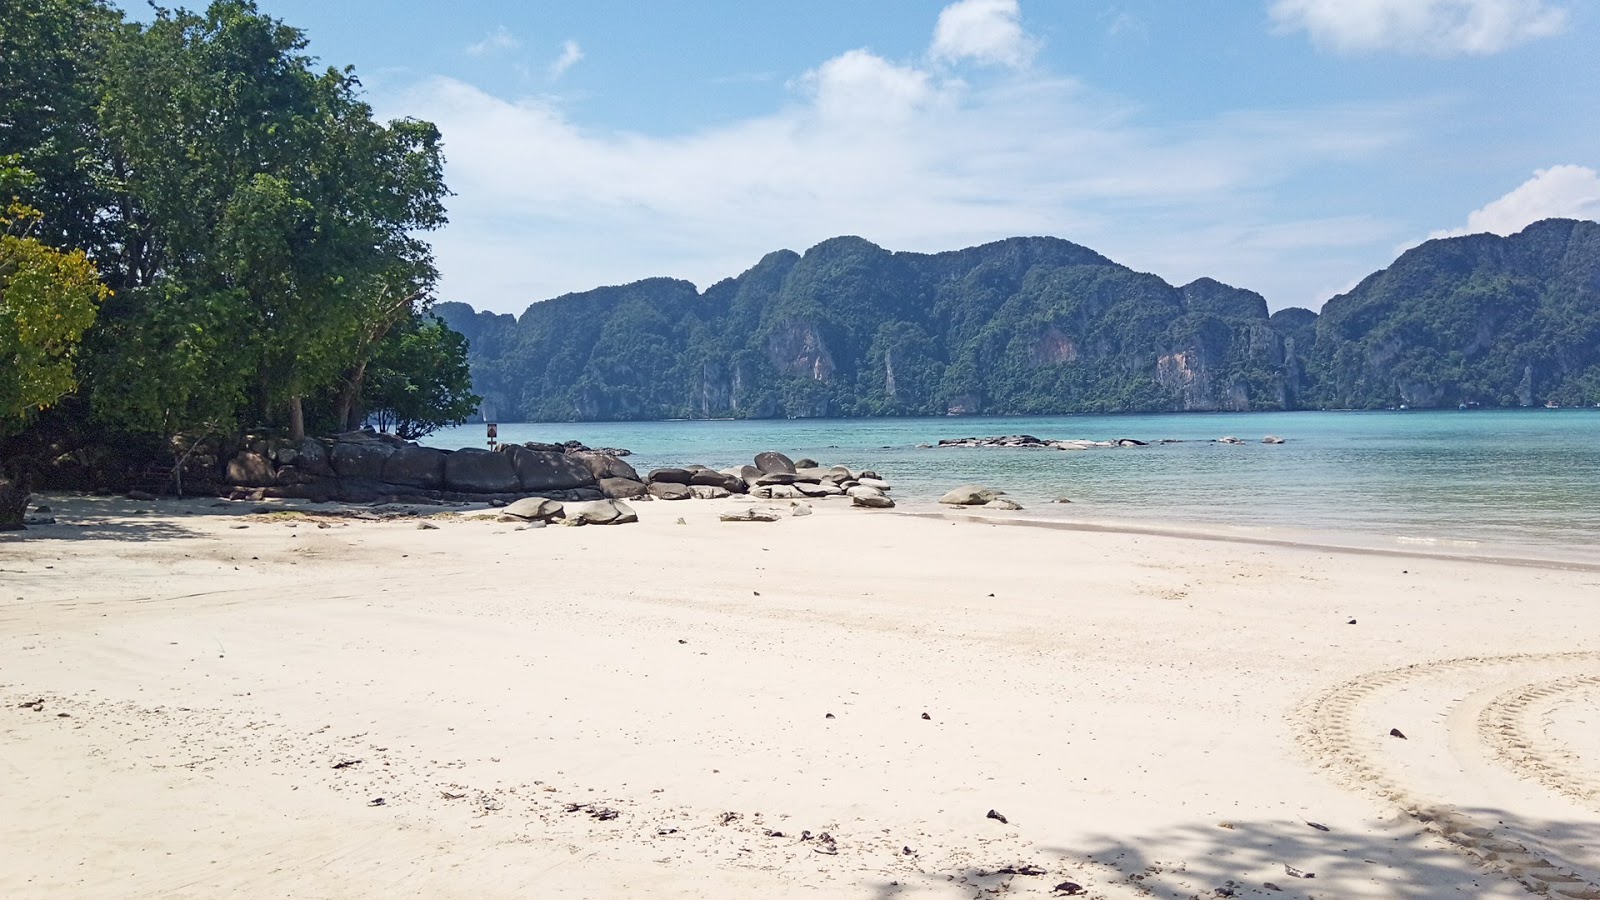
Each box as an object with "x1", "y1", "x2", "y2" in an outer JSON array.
[{"x1": 427, "y1": 410, "x2": 1600, "y2": 561}]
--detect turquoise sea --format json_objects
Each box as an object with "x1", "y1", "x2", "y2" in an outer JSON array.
[{"x1": 428, "y1": 410, "x2": 1600, "y2": 563}]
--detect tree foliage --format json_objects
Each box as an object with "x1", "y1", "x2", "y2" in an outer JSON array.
[
  {"x1": 0, "y1": 169, "x2": 108, "y2": 437},
  {"x1": 360, "y1": 314, "x2": 481, "y2": 439},
  {"x1": 0, "y1": 0, "x2": 465, "y2": 450}
]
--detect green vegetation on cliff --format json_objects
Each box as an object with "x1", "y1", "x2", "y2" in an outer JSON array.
[{"x1": 440, "y1": 219, "x2": 1600, "y2": 420}]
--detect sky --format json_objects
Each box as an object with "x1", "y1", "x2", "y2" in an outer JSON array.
[{"x1": 124, "y1": 0, "x2": 1600, "y2": 314}]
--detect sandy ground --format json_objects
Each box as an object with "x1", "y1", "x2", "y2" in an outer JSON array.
[{"x1": 2, "y1": 494, "x2": 1599, "y2": 899}]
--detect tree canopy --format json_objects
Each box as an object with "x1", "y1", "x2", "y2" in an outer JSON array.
[{"x1": 0, "y1": 0, "x2": 472, "y2": 448}]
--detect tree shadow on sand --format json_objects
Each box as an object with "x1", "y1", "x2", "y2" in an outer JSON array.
[
  {"x1": 0, "y1": 495, "x2": 293, "y2": 544},
  {"x1": 866, "y1": 809, "x2": 1600, "y2": 898}
]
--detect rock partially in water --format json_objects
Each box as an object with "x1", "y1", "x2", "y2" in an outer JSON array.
[{"x1": 940, "y1": 485, "x2": 1005, "y2": 506}]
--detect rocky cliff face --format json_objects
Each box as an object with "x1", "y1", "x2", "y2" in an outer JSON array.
[
  {"x1": 442, "y1": 219, "x2": 1600, "y2": 420},
  {"x1": 1304, "y1": 218, "x2": 1600, "y2": 408}
]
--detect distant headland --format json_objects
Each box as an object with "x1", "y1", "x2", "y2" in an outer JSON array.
[{"x1": 437, "y1": 218, "x2": 1600, "y2": 423}]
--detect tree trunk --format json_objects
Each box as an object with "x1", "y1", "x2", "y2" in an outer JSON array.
[
  {"x1": 0, "y1": 467, "x2": 31, "y2": 532},
  {"x1": 334, "y1": 360, "x2": 369, "y2": 433},
  {"x1": 288, "y1": 394, "x2": 306, "y2": 442}
]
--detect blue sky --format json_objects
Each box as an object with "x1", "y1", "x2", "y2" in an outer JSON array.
[{"x1": 125, "y1": 1, "x2": 1600, "y2": 313}]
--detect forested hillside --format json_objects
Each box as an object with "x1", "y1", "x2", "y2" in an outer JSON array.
[{"x1": 440, "y1": 219, "x2": 1600, "y2": 421}]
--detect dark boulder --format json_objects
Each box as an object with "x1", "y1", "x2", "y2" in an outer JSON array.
[
  {"x1": 570, "y1": 451, "x2": 639, "y2": 482},
  {"x1": 331, "y1": 441, "x2": 394, "y2": 480},
  {"x1": 648, "y1": 482, "x2": 693, "y2": 501},
  {"x1": 226, "y1": 451, "x2": 276, "y2": 487},
  {"x1": 599, "y1": 477, "x2": 648, "y2": 499},
  {"x1": 383, "y1": 444, "x2": 448, "y2": 488},
  {"x1": 647, "y1": 467, "x2": 695, "y2": 484},
  {"x1": 690, "y1": 469, "x2": 742, "y2": 490},
  {"x1": 445, "y1": 448, "x2": 520, "y2": 494},
  {"x1": 507, "y1": 446, "x2": 595, "y2": 492},
  {"x1": 754, "y1": 451, "x2": 797, "y2": 475},
  {"x1": 294, "y1": 440, "x2": 334, "y2": 477}
]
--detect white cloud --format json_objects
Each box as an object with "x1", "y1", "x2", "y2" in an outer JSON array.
[
  {"x1": 802, "y1": 49, "x2": 934, "y2": 121},
  {"x1": 548, "y1": 40, "x2": 584, "y2": 80},
  {"x1": 1431, "y1": 165, "x2": 1600, "y2": 238},
  {"x1": 466, "y1": 26, "x2": 520, "y2": 57},
  {"x1": 382, "y1": 1, "x2": 1428, "y2": 313},
  {"x1": 930, "y1": 0, "x2": 1037, "y2": 68},
  {"x1": 1269, "y1": 0, "x2": 1568, "y2": 55}
]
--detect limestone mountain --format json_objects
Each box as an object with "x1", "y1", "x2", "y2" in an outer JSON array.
[{"x1": 436, "y1": 219, "x2": 1600, "y2": 420}]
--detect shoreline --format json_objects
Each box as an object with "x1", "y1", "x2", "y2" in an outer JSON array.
[
  {"x1": 908, "y1": 506, "x2": 1600, "y2": 572},
  {"x1": 10, "y1": 488, "x2": 1600, "y2": 571}
]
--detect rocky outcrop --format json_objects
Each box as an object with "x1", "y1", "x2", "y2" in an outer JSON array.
[
  {"x1": 217, "y1": 431, "x2": 617, "y2": 504},
  {"x1": 445, "y1": 448, "x2": 520, "y2": 494}
]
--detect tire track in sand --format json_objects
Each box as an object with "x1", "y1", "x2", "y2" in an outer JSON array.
[
  {"x1": 1298, "y1": 652, "x2": 1600, "y2": 899},
  {"x1": 1481, "y1": 675, "x2": 1600, "y2": 813}
]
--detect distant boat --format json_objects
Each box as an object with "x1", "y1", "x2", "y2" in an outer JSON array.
[
  {"x1": 1458, "y1": 403, "x2": 1468, "y2": 410},
  {"x1": 1545, "y1": 400, "x2": 1561, "y2": 409},
  {"x1": 1399, "y1": 403, "x2": 1409, "y2": 410}
]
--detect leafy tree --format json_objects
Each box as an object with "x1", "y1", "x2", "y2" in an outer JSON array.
[
  {"x1": 358, "y1": 314, "x2": 480, "y2": 439},
  {"x1": 0, "y1": 166, "x2": 108, "y2": 528},
  {"x1": 85, "y1": 0, "x2": 447, "y2": 438}
]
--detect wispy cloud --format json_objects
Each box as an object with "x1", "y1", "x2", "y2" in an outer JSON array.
[
  {"x1": 1269, "y1": 0, "x2": 1569, "y2": 56},
  {"x1": 466, "y1": 25, "x2": 521, "y2": 58},
  {"x1": 1429, "y1": 165, "x2": 1600, "y2": 239},
  {"x1": 548, "y1": 40, "x2": 584, "y2": 80}
]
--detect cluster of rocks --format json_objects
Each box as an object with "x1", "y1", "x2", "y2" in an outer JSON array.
[
  {"x1": 491, "y1": 496, "x2": 639, "y2": 527},
  {"x1": 938, "y1": 485, "x2": 1025, "y2": 510},
  {"x1": 640, "y1": 451, "x2": 898, "y2": 513},
  {"x1": 222, "y1": 430, "x2": 643, "y2": 504},
  {"x1": 928, "y1": 434, "x2": 1288, "y2": 450}
]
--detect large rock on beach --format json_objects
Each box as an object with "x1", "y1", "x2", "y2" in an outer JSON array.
[
  {"x1": 690, "y1": 469, "x2": 742, "y2": 491},
  {"x1": 598, "y1": 477, "x2": 648, "y2": 499},
  {"x1": 331, "y1": 440, "x2": 394, "y2": 480},
  {"x1": 562, "y1": 499, "x2": 638, "y2": 525},
  {"x1": 940, "y1": 485, "x2": 1005, "y2": 506},
  {"x1": 985, "y1": 497, "x2": 1024, "y2": 510},
  {"x1": 570, "y1": 451, "x2": 639, "y2": 482},
  {"x1": 502, "y1": 497, "x2": 564, "y2": 521},
  {"x1": 857, "y1": 477, "x2": 892, "y2": 491},
  {"x1": 293, "y1": 440, "x2": 334, "y2": 477},
  {"x1": 755, "y1": 472, "x2": 801, "y2": 486},
  {"x1": 648, "y1": 482, "x2": 693, "y2": 501},
  {"x1": 754, "y1": 451, "x2": 797, "y2": 476},
  {"x1": 444, "y1": 448, "x2": 520, "y2": 494},
  {"x1": 508, "y1": 446, "x2": 595, "y2": 492},
  {"x1": 691, "y1": 485, "x2": 731, "y2": 500},
  {"x1": 381, "y1": 444, "x2": 447, "y2": 488},
  {"x1": 226, "y1": 451, "x2": 276, "y2": 487},
  {"x1": 852, "y1": 492, "x2": 895, "y2": 509},
  {"x1": 647, "y1": 467, "x2": 695, "y2": 485}
]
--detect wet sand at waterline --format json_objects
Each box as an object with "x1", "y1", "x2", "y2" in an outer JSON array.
[{"x1": 3, "y1": 496, "x2": 1598, "y2": 898}]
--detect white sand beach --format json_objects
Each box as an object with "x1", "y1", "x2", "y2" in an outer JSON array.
[{"x1": 3, "y1": 496, "x2": 1598, "y2": 898}]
